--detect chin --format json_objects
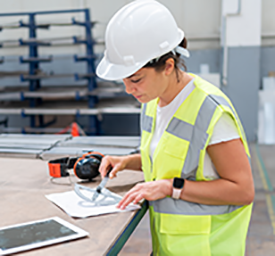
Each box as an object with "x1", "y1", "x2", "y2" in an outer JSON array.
[
  {"x1": 134, "y1": 94, "x2": 155, "y2": 104},
  {"x1": 136, "y1": 98, "x2": 149, "y2": 104}
]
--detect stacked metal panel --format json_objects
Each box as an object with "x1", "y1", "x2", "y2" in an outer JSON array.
[{"x1": 0, "y1": 134, "x2": 140, "y2": 160}]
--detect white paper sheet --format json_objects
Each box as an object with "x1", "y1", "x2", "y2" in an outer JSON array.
[{"x1": 46, "y1": 189, "x2": 141, "y2": 218}]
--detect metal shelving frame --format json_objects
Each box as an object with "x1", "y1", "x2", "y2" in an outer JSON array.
[{"x1": 0, "y1": 9, "x2": 98, "y2": 134}]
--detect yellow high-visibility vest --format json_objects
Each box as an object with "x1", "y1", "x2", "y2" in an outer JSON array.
[{"x1": 140, "y1": 74, "x2": 252, "y2": 256}]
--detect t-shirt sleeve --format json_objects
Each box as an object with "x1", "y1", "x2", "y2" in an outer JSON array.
[{"x1": 208, "y1": 112, "x2": 240, "y2": 145}]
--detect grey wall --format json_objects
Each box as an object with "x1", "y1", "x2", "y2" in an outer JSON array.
[
  {"x1": 222, "y1": 46, "x2": 261, "y2": 142},
  {"x1": 186, "y1": 49, "x2": 221, "y2": 73}
]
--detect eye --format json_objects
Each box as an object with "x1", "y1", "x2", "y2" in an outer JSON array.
[{"x1": 131, "y1": 78, "x2": 141, "y2": 83}]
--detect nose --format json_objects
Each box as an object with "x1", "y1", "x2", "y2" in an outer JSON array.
[{"x1": 123, "y1": 79, "x2": 136, "y2": 95}]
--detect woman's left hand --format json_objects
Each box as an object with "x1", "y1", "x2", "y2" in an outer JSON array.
[{"x1": 117, "y1": 179, "x2": 172, "y2": 210}]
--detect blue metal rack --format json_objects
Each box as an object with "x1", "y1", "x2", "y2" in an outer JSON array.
[{"x1": 0, "y1": 9, "x2": 99, "y2": 134}]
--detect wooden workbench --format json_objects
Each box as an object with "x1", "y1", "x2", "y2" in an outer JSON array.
[{"x1": 0, "y1": 157, "x2": 147, "y2": 256}]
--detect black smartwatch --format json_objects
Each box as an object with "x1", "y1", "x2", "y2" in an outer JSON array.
[{"x1": 172, "y1": 177, "x2": 185, "y2": 199}]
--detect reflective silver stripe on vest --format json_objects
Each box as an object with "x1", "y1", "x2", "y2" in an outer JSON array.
[
  {"x1": 208, "y1": 95, "x2": 235, "y2": 117},
  {"x1": 165, "y1": 96, "x2": 217, "y2": 179},
  {"x1": 166, "y1": 118, "x2": 193, "y2": 141},
  {"x1": 150, "y1": 197, "x2": 242, "y2": 215},
  {"x1": 141, "y1": 104, "x2": 153, "y2": 133},
  {"x1": 209, "y1": 95, "x2": 244, "y2": 137},
  {"x1": 181, "y1": 96, "x2": 217, "y2": 178},
  {"x1": 209, "y1": 95, "x2": 250, "y2": 162}
]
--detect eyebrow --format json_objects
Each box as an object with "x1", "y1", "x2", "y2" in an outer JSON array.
[{"x1": 127, "y1": 73, "x2": 141, "y2": 79}]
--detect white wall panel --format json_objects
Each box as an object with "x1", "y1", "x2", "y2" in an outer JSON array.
[
  {"x1": 222, "y1": 0, "x2": 261, "y2": 47},
  {"x1": 261, "y1": 0, "x2": 275, "y2": 46},
  {"x1": 156, "y1": 0, "x2": 221, "y2": 50},
  {"x1": 262, "y1": 0, "x2": 275, "y2": 33}
]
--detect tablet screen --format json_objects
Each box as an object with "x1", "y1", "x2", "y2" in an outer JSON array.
[{"x1": 0, "y1": 217, "x2": 88, "y2": 255}]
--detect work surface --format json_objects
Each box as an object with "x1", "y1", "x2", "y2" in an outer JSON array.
[
  {"x1": 1, "y1": 134, "x2": 275, "y2": 255},
  {"x1": 0, "y1": 157, "x2": 145, "y2": 256}
]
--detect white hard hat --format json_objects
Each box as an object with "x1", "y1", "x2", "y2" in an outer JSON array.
[{"x1": 96, "y1": 0, "x2": 189, "y2": 81}]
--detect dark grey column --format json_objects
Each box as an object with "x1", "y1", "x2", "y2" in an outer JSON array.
[{"x1": 222, "y1": 46, "x2": 260, "y2": 142}]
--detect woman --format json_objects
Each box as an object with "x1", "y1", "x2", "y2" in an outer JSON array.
[{"x1": 96, "y1": 1, "x2": 254, "y2": 255}]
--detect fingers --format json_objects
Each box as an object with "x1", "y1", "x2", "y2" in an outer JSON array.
[
  {"x1": 117, "y1": 191, "x2": 143, "y2": 210},
  {"x1": 117, "y1": 180, "x2": 171, "y2": 209},
  {"x1": 108, "y1": 165, "x2": 120, "y2": 179},
  {"x1": 98, "y1": 155, "x2": 125, "y2": 179},
  {"x1": 98, "y1": 156, "x2": 112, "y2": 178},
  {"x1": 117, "y1": 184, "x2": 143, "y2": 209}
]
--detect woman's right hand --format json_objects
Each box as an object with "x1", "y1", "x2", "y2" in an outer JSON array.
[{"x1": 99, "y1": 155, "x2": 128, "y2": 179}]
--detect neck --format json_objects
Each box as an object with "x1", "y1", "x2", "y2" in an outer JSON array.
[{"x1": 158, "y1": 71, "x2": 193, "y2": 107}]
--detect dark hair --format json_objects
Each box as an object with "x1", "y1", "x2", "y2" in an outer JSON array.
[{"x1": 143, "y1": 38, "x2": 187, "y2": 82}]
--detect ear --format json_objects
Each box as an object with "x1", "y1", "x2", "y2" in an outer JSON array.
[{"x1": 164, "y1": 58, "x2": 175, "y2": 76}]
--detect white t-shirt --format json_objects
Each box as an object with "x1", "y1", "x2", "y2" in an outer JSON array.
[{"x1": 149, "y1": 79, "x2": 240, "y2": 179}]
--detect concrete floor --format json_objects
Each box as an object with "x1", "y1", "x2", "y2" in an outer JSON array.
[{"x1": 119, "y1": 143, "x2": 275, "y2": 256}]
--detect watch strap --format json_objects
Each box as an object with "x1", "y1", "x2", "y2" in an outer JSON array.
[{"x1": 172, "y1": 188, "x2": 182, "y2": 199}]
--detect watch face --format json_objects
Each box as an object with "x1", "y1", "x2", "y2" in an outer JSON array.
[{"x1": 173, "y1": 177, "x2": 184, "y2": 189}]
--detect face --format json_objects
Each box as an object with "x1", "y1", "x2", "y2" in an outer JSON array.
[{"x1": 123, "y1": 67, "x2": 168, "y2": 104}]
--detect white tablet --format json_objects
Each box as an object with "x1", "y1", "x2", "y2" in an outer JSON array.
[{"x1": 0, "y1": 217, "x2": 89, "y2": 255}]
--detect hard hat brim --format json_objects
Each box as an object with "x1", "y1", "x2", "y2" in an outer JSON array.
[{"x1": 96, "y1": 55, "x2": 147, "y2": 81}]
